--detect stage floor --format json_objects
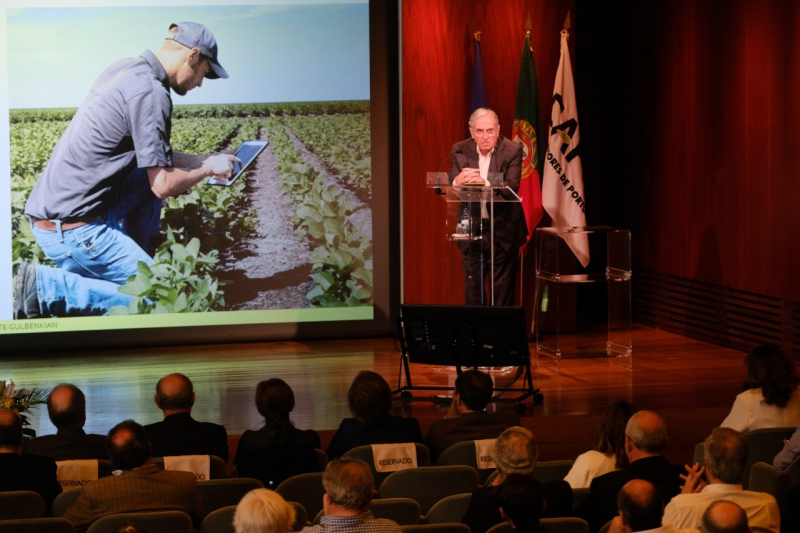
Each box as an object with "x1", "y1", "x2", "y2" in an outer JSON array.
[{"x1": 3, "y1": 323, "x2": 746, "y2": 467}]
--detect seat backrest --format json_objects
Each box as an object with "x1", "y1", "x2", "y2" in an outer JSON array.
[
  {"x1": 379, "y1": 465, "x2": 480, "y2": 516},
  {"x1": 540, "y1": 517, "x2": 590, "y2": 533},
  {"x1": 152, "y1": 455, "x2": 228, "y2": 480},
  {"x1": 748, "y1": 456, "x2": 800, "y2": 522},
  {"x1": 235, "y1": 442, "x2": 321, "y2": 488},
  {"x1": 52, "y1": 488, "x2": 82, "y2": 517},
  {"x1": 370, "y1": 497, "x2": 422, "y2": 525},
  {"x1": 197, "y1": 477, "x2": 264, "y2": 515},
  {"x1": 56, "y1": 459, "x2": 99, "y2": 492},
  {"x1": 436, "y1": 440, "x2": 496, "y2": 484},
  {"x1": 0, "y1": 490, "x2": 45, "y2": 520},
  {"x1": 315, "y1": 448, "x2": 329, "y2": 471},
  {"x1": 425, "y1": 493, "x2": 472, "y2": 525},
  {"x1": 85, "y1": 511, "x2": 193, "y2": 533},
  {"x1": 198, "y1": 505, "x2": 236, "y2": 533},
  {"x1": 0, "y1": 517, "x2": 75, "y2": 533},
  {"x1": 486, "y1": 522, "x2": 514, "y2": 533},
  {"x1": 275, "y1": 472, "x2": 326, "y2": 522},
  {"x1": 343, "y1": 443, "x2": 432, "y2": 487},
  {"x1": 288, "y1": 501, "x2": 309, "y2": 531},
  {"x1": 742, "y1": 427, "x2": 797, "y2": 487},
  {"x1": 532, "y1": 460, "x2": 575, "y2": 484},
  {"x1": 400, "y1": 524, "x2": 471, "y2": 533},
  {"x1": 571, "y1": 487, "x2": 590, "y2": 512}
]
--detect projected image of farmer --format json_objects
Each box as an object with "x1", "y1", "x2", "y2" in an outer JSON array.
[{"x1": 13, "y1": 22, "x2": 239, "y2": 319}]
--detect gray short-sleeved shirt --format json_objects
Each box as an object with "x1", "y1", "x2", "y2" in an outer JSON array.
[{"x1": 25, "y1": 49, "x2": 173, "y2": 221}]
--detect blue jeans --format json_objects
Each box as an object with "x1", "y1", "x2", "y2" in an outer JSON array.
[{"x1": 31, "y1": 168, "x2": 162, "y2": 316}]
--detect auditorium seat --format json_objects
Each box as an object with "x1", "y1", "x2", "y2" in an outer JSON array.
[
  {"x1": 424, "y1": 493, "x2": 472, "y2": 525},
  {"x1": 370, "y1": 497, "x2": 422, "y2": 525},
  {"x1": 0, "y1": 517, "x2": 75, "y2": 533},
  {"x1": 152, "y1": 455, "x2": 228, "y2": 479},
  {"x1": 198, "y1": 505, "x2": 236, "y2": 533},
  {"x1": 378, "y1": 465, "x2": 480, "y2": 516},
  {"x1": 52, "y1": 489, "x2": 81, "y2": 517},
  {"x1": 275, "y1": 472, "x2": 326, "y2": 522},
  {"x1": 436, "y1": 440, "x2": 496, "y2": 484},
  {"x1": 84, "y1": 511, "x2": 193, "y2": 533},
  {"x1": 0, "y1": 490, "x2": 45, "y2": 519},
  {"x1": 487, "y1": 518, "x2": 590, "y2": 533},
  {"x1": 400, "y1": 524, "x2": 470, "y2": 533},
  {"x1": 342, "y1": 443, "x2": 431, "y2": 487},
  {"x1": 197, "y1": 477, "x2": 264, "y2": 514},
  {"x1": 532, "y1": 460, "x2": 575, "y2": 484},
  {"x1": 748, "y1": 457, "x2": 800, "y2": 524}
]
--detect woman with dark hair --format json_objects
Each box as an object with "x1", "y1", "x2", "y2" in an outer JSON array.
[
  {"x1": 234, "y1": 378, "x2": 321, "y2": 486},
  {"x1": 326, "y1": 370, "x2": 423, "y2": 459},
  {"x1": 563, "y1": 400, "x2": 638, "y2": 489},
  {"x1": 721, "y1": 344, "x2": 800, "y2": 433}
]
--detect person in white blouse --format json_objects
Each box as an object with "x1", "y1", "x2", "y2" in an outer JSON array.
[
  {"x1": 720, "y1": 344, "x2": 800, "y2": 433},
  {"x1": 564, "y1": 400, "x2": 638, "y2": 489}
]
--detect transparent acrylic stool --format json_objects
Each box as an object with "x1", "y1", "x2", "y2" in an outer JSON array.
[{"x1": 534, "y1": 226, "x2": 632, "y2": 372}]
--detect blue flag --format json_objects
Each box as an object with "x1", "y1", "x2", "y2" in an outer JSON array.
[{"x1": 470, "y1": 36, "x2": 488, "y2": 112}]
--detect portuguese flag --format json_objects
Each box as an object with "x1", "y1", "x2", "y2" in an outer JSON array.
[{"x1": 512, "y1": 32, "x2": 544, "y2": 254}]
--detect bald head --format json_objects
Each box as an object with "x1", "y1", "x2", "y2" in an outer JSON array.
[
  {"x1": 107, "y1": 419, "x2": 151, "y2": 470},
  {"x1": 0, "y1": 409, "x2": 23, "y2": 451},
  {"x1": 48, "y1": 383, "x2": 86, "y2": 429},
  {"x1": 617, "y1": 479, "x2": 663, "y2": 531},
  {"x1": 155, "y1": 373, "x2": 195, "y2": 414},
  {"x1": 701, "y1": 500, "x2": 748, "y2": 533},
  {"x1": 626, "y1": 411, "x2": 668, "y2": 456}
]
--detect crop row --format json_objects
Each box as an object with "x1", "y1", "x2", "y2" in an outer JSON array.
[
  {"x1": 282, "y1": 114, "x2": 371, "y2": 196},
  {"x1": 263, "y1": 117, "x2": 372, "y2": 307}
]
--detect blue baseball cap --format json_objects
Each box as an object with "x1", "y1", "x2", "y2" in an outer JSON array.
[{"x1": 167, "y1": 22, "x2": 228, "y2": 79}]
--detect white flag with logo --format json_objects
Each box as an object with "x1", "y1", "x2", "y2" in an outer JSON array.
[{"x1": 542, "y1": 30, "x2": 589, "y2": 267}]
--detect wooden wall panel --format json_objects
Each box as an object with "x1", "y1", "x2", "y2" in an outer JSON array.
[
  {"x1": 630, "y1": 1, "x2": 800, "y2": 302},
  {"x1": 402, "y1": 0, "x2": 574, "y2": 306}
]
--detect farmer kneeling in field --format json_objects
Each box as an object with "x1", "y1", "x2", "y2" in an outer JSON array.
[{"x1": 14, "y1": 22, "x2": 239, "y2": 318}]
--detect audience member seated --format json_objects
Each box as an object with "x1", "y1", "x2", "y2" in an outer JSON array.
[
  {"x1": 0, "y1": 409, "x2": 62, "y2": 510},
  {"x1": 61, "y1": 419, "x2": 204, "y2": 531},
  {"x1": 720, "y1": 344, "x2": 800, "y2": 433},
  {"x1": 608, "y1": 479, "x2": 666, "y2": 533},
  {"x1": 234, "y1": 488, "x2": 296, "y2": 533},
  {"x1": 564, "y1": 400, "x2": 638, "y2": 489},
  {"x1": 114, "y1": 525, "x2": 148, "y2": 533},
  {"x1": 662, "y1": 427, "x2": 779, "y2": 532},
  {"x1": 700, "y1": 500, "x2": 749, "y2": 533},
  {"x1": 299, "y1": 458, "x2": 402, "y2": 533},
  {"x1": 234, "y1": 378, "x2": 321, "y2": 486},
  {"x1": 23, "y1": 383, "x2": 107, "y2": 461},
  {"x1": 425, "y1": 369, "x2": 521, "y2": 460},
  {"x1": 497, "y1": 473, "x2": 545, "y2": 533},
  {"x1": 144, "y1": 373, "x2": 228, "y2": 461},
  {"x1": 575, "y1": 410, "x2": 683, "y2": 533},
  {"x1": 327, "y1": 371, "x2": 423, "y2": 459},
  {"x1": 462, "y1": 426, "x2": 572, "y2": 533},
  {"x1": 773, "y1": 420, "x2": 800, "y2": 469}
]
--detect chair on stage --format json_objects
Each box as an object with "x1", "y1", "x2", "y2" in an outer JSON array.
[
  {"x1": 0, "y1": 490, "x2": 45, "y2": 520},
  {"x1": 84, "y1": 511, "x2": 193, "y2": 533},
  {"x1": 378, "y1": 465, "x2": 480, "y2": 517},
  {"x1": 0, "y1": 518, "x2": 75, "y2": 533}
]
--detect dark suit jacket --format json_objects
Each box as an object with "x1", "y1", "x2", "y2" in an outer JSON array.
[
  {"x1": 448, "y1": 136, "x2": 527, "y2": 253},
  {"x1": 425, "y1": 410, "x2": 521, "y2": 460},
  {"x1": 61, "y1": 463, "x2": 204, "y2": 531},
  {"x1": 0, "y1": 452, "x2": 62, "y2": 510},
  {"x1": 462, "y1": 477, "x2": 571, "y2": 533},
  {"x1": 23, "y1": 427, "x2": 107, "y2": 461},
  {"x1": 575, "y1": 455, "x2": 683, "y2": 533},
  {"x1": 144, "y1": 412, "x2": 228, "y2": 461},
  {"x1": 326, "y1": 416, "x2": 424, "y2": 459}
]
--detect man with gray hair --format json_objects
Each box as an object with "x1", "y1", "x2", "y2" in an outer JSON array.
[
  {"x1": 448, "y1": 107, "x2": 526, "y2": 306},
  {"x1": 700, "y1": 500, "x2": 749, "y2": 533},
  {"x1": 577, "y1": 410, "x2": 683, "y2": 533},
  {"x1": 300, "y1": 458, "x2": 401, "y2": 532},
  {"x1": 462, "y1": 426, "x2": 572, "y2": 533},
  {"x1": 662, "y1": 427, "x2": 779, "y2": 532}
]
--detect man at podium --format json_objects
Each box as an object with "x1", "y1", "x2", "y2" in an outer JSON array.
[{"x1": 449, "y1": 108, "x2": 526, "y2": 306}]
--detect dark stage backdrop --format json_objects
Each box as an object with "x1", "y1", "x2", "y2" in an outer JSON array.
[{"x1": 401, "y1": 0, "x2": 575, "y2": 311}]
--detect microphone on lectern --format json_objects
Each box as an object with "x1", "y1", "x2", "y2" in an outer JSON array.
[{"x1": 434, "y1": 148, "x2": 462, "y2": 195}]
